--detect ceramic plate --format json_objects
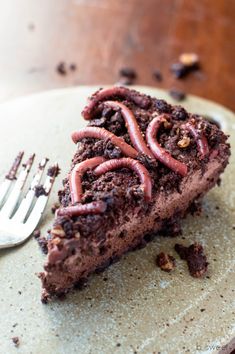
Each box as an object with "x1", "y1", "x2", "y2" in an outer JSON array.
[{"x1": 0, "y1": 86, "x2": 234, "y2": 354}]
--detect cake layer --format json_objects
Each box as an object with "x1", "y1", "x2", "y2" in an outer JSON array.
[{"x1": 40, "y1": 158, "x2": 226, "y2": 296}]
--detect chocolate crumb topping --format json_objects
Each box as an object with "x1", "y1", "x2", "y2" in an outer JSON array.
[
  {"x1": 175, "y1": 242, "x2": 208, "y2": 278},
  {"x1": 40, "y1": 86, "x2": 230, "y2": 299},
  {"x1": 47, "y1": 164, "x2": 60, "y2": 177},
  {"x1": 34, "y1": 185, "x2": 48, "y2": 198},
  {"x1": 156, "y1": 252, "x2": 176, "y2": 272}
]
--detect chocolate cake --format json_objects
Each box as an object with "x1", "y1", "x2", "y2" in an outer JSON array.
[{"x1": 39, "y1": 86, "x2": 230, "y2": 300}]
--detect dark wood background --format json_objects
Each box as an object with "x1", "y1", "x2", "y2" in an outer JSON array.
[{"x1": 0, "y1": 0, "x2": 234, "y2": 111}]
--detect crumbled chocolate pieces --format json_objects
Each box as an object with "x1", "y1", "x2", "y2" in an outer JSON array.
[
  {"x1": 155, "y1": 99, "x2": 171, "y2": 113},
  {"x1": 12, "y1": 336, "x2": 20, "y2": 347},
  {"x1": 47, "y1": 164, "x2": 60, "y2": 178},
  {"x1": 153, "y1": 69, "x2": 163, "y2": 82},
  {"x1": 37, "y1": 236, "x2": 48, "y2": 254},
  {"x1": 33, "y1": 229, "x2": 41, "y2": 239},
  {"x1": 56, "y1": 62, "x2": 66, "y2": 75},
  {"x1": 169, "y1": 89, "x2": 186, "y2": 102},
  {"x1": 34, "y1": 229, "x2": 48, "y2": 254},
  {"x1": 175, "y1": 243, "x2": 188, "y2": 259},
  {"x1": 170, "y1": 62, "x2": 188, "y2": 79},
  {"x1": 156, "y1": 252, "x2": 176, "y2": 272},
  {"x1": 119, "y1": 67, "x2": 137, "y2": 80},
  {"x1": 171, "y1": 106, "x2": 188, "y2": 120},
  {"x1": 171, "y1": 53, "x2": 200, "y2": 79},
  {"x1": 118, "y1": 67, "x2": 137, "y2": 85},
  {"x1": 34, "y1": 185, "x2": 47, "y2": 197},
  {"x1": 69, "y1": 63, "x2": 77, "y2": 71},
  {"x1": 41, "y1": 289, "x2": 50, "y2": 304},
  {"x1": 56, "y1": 62, "x2": 77, "y2": 76},
  {"x1": 174, "y1": 242, "x2": 208, "y2": 278},
  {"x1": 188, "y1": 199, "x2": 202, "y2": 216}
]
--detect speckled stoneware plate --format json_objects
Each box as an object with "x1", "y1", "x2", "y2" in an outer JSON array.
[{"x1": 0, "y1": 86, "x2": 234, "y2": 354}]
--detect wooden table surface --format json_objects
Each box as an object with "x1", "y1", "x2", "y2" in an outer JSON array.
[{"x1": 0, "y1": 0, "x2": 234, "y2": 112}]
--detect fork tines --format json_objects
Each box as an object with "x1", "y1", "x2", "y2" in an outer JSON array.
[{"x1": 0, "y1": 152, "x2": 58, "y2": 223}]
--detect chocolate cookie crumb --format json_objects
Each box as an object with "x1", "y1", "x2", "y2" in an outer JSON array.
[
  {"x1": 171, "y1": 53, "x2": 200, "y2": 79},
  {"x1": 69, "y1": 63, "x2": 77, "y2": 71},
  {"x1": 41, "y1": 289, "x2": 50, "y2": 304},
  {"x1": 119, "y1": 67, "x2": 137, "y2": 80},
  {"x1": 170, "y1": 62, "x2": 188, "y2": 79},
  {"x1": 175, "y1": 242, "x2": 208, "y2": 278},
  {"x1": 56, "y1": 62, "x2": 67, "y2": 75},
  {"x1": 34, "y1": 229, "x2": 48, "y2": 254},
  {"x1": 12, "y1": 336, "x2": 20, "y2": 347},
  {"x1": 153, "y1": 70, "x2": 163, "y2": 82},
  {"x1": 34, "y1": 185, "x2": 47, "y2": 197},
  {"x1": 188, "y1": 200, "x2": 202, "y2": 216},
  {"x1": 156, "y1": 252, "x2": 176, "y2": 272},
  {"x1": 47, "y1": 164, "x2": 60, "y2": 178},
  {"x1": 118, "y1": 67, "x2": 137, "y2": 85},
  {"x1": 37, "y1": 236, "x2": 48, "y2": 254},
  {"x1": 169, "y1": 89, "x2": 186, "y2": 101},
  {"x1": 33, "y1": 229, "x2": 41, "y2": 239},
  {"x1": 175, "y1": 243, "x2": 190, "y2": 259}
]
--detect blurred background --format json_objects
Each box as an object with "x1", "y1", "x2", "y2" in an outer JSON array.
[{"x1": 0, "y1": 0, "x2": 234, "y2": 110}]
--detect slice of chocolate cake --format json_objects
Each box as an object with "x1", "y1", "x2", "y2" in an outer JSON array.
[{"x1": 39, "y1": 86, "x2": 230, "y2": 300}]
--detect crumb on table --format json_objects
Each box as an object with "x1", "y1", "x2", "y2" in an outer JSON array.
[
  {"x1": 12, "y1": 336, "x2": 20, "y2": 347},
  {"x1": 156, "y1": 252, "x2": 176, "y2": 272},
  {"x1": 174, "y1": 242, "x2": 208, "y2": 277}
]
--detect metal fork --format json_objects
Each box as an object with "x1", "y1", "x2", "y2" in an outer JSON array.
[{"x1": 0, "y1": 152, "x2": 58, "y2": 249}]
